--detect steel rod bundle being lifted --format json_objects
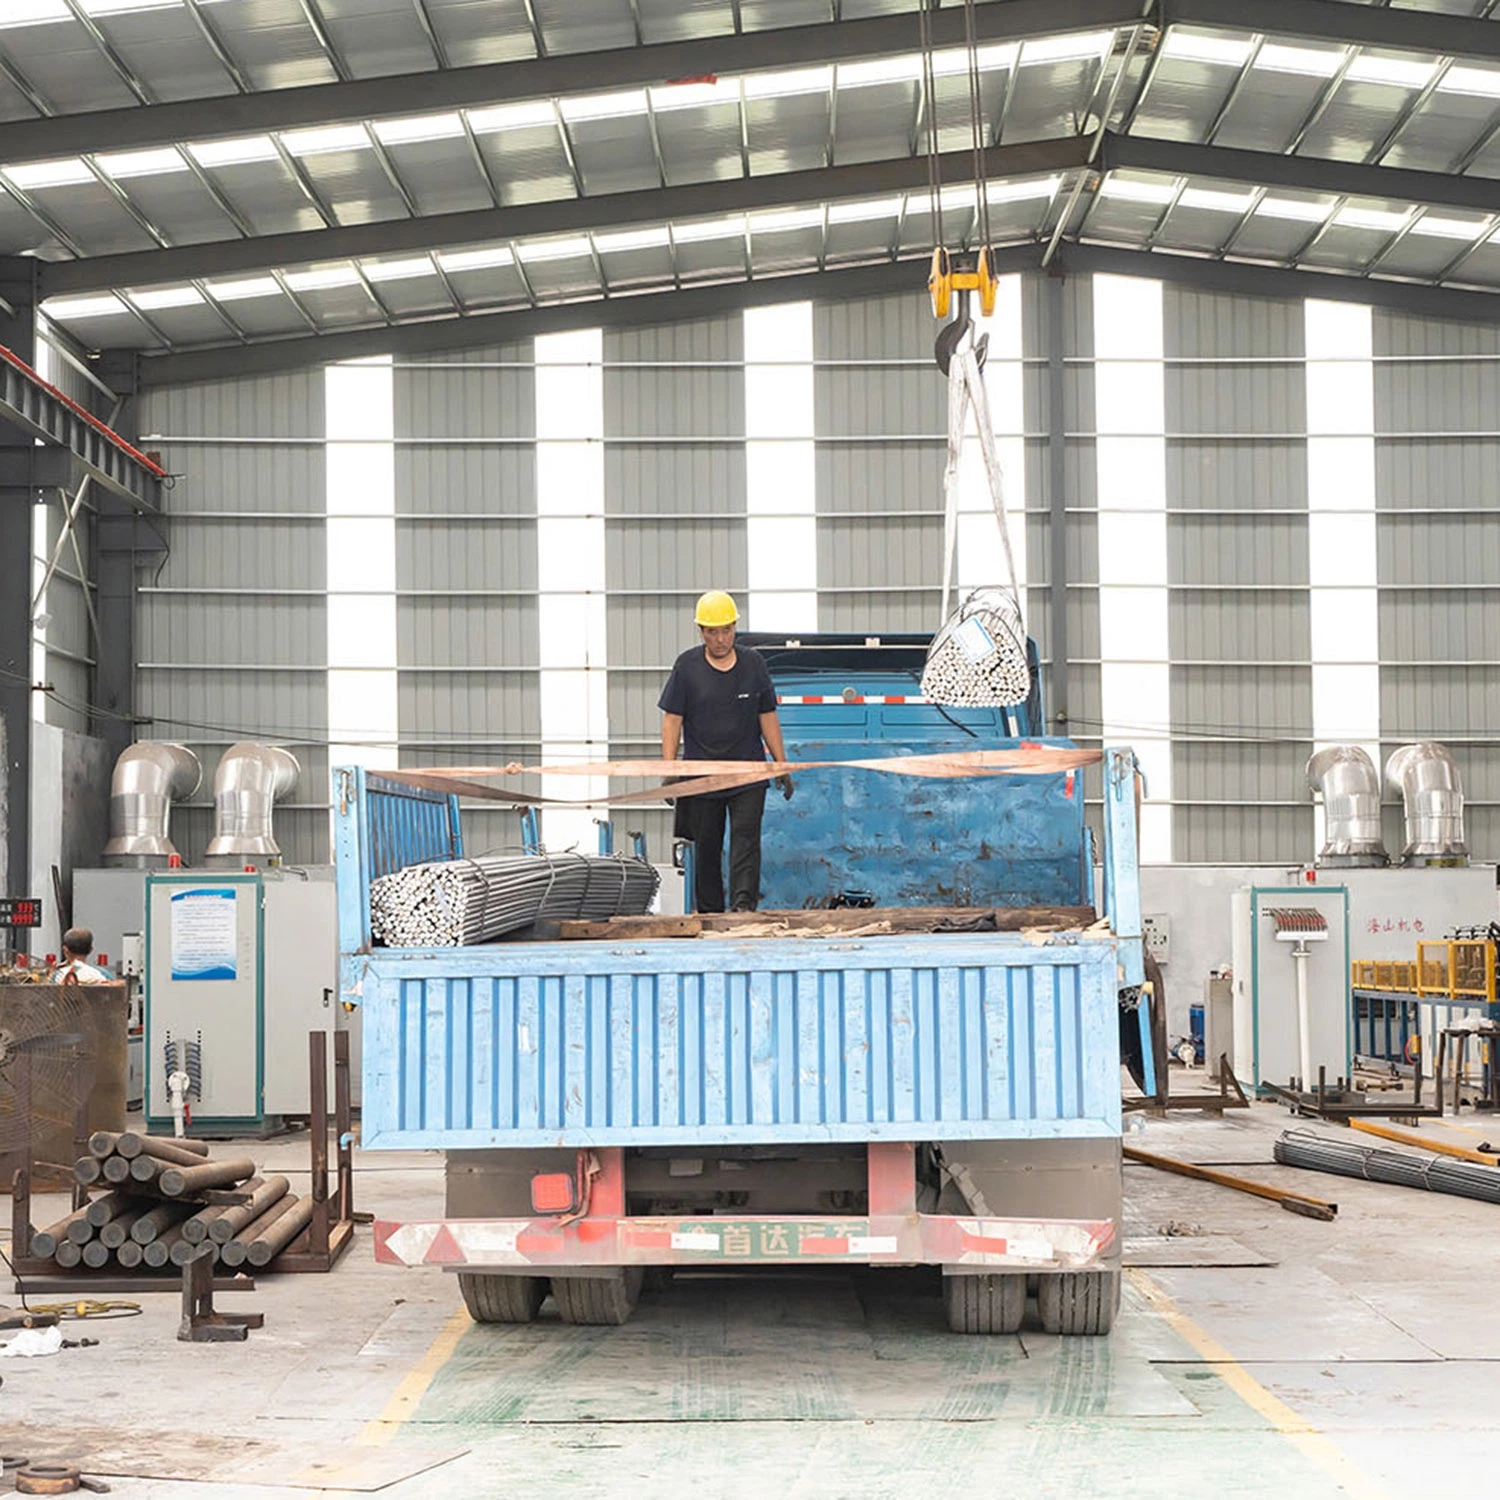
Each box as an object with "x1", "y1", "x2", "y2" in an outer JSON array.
[
  {"x1": 1275, "y1": 1128, "x2": 1500, "y2": 1206},
  {"x1": 370, "y1": 851, "x2": 659, "y2": 947}
]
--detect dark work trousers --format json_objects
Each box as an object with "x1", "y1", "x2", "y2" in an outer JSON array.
[{"x1": 692, "y1": 784, "x2": 768, "y2": 913}]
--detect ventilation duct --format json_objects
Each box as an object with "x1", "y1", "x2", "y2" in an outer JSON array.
[
  {"x1": 102, "y1": 743, "x2": 202, "y2": 867},
  {"x1": 1385, "y1": 743, "x2": 1468, "y2": 867},
  {"x1": 204, "y1": 743, "x2": 300, "y2": 865},
  {"x1": 1306, "y1": 747, "x2": 1387, "y2": 868}
]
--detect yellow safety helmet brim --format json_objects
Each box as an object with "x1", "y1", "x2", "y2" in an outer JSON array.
[{"x1": 694, "y1": 590, "x2": 740, "y2": 627}]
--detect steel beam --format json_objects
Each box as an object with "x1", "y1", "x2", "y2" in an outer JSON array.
[
  {"x1": 41, "y1": 137, "x2": 1089, "y2": 296},
  {"x1": 1102, "y1": 132, "x2": 1500, "y2": 217},
  {"x1": 0, "y1": 260, "x2": 38, "y2": 908},
  {"x1": 90, "y1": 355, "x2": 159, "y2": 764},
  {"x1": 0, "y1": 0, "x2": 1136, "y2": 164},
  {"x1": 0, "y1": 344, "x2": 164, "y2": 511},
  {"x1": 119, "y1": 236, "x2": 1500, "y2": 388},
  {"x1": 1164, "y1": 0, "x2": 1500, "y2": 66}
]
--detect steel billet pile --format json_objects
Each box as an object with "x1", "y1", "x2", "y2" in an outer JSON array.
[
  {"x1": 1275, "y1": 1128, "x2": 1500, "y2": 1207},
  {"x1": 30, "y1": 1131, "x2": 312, "y2": 1273},
  {"x1": 370, "y1": 852, "x2": 659, "y2": 947}
]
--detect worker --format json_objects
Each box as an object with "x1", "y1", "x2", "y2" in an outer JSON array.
[
  {"x1": 51, "y1": 927, "x2": 111, "y2": 984},
  {"x1": 659, "y1": 591, "x2": 793, "y2": 913}
]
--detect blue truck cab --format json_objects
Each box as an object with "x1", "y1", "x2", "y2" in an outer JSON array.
[{"x1": 334, "y1": 632, "x2": 1148, "y2": 1336}]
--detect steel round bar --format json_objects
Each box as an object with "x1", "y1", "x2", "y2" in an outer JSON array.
[
  {"x1": 101, "y1": 1205, "x2": 152, "y2": 1249},
  {"x1": 129, "y1": 1156, "x2": 163, "y2": 1185},
  {"x1": 65, "y1": 1213, "x2": 97, "y2": 1246},
  {"x1": 31, "y1": 1206, "x2": 91, "y2": 1258},
  {"x1": 115, "y1": 1131, "x2": 211, "y2": 1164},
  {"x1": 144, "y1": 1222, "x2": 191, "y2": 1269},
  {"x1": 116, "y1": 1239, "x2": 144, "y2": 1268},
  {"x1": 82, "y1": 1240, "x2": 110, "y2": 1269},
  {"x1": 171, "y1": 1235, "x2": 217, "y2": 1267},
  {"x1": 54, "y1": 1240, "x2": 82, "y2": 1269},
  {"x1": 246, "y1": 1195, "x2": 314, "y2": 1266},
  {"x1": 85, "y1": 1189, "x2": 134, "y2": 1228},
  {"x1": 158, "y1": 1158, "x2": 257, "y2": 1197},
  {"x1": 88, "y1": 1130, "x2": 120, "y2": 1159},
  {"x1": 210, "y1": 1176, "x2": 290, "y2": 1244},
  {"x1": 102, "y1": 1155, "x2": 132, "y2": 1184},
  {"x1": 1275, "y1": 1128, "x2": 1500, "y2": 1206},
  {"x1": 182, "y1": 1202, "x2": 234, "y2": 1244},
  {"x1": 130, "y1": 1200, "x2": 193, "y2": 1245},
  {"x1": 74, "y1": 1156, "x2": 104, "y2": 1186},
  {"x1": 220, "y1": 1194, "x2": 298, "y2": 1268}
]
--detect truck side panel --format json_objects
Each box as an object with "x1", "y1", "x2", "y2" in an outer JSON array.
[{"x1": 356, "y1": 934, "x2": 1120, "y2": 1150}]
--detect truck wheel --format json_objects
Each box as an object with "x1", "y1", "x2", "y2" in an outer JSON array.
[
  {"x1": 458, "y1": 1272, "x2": 546, "y2": 1324},
  {"x1": 943, "y1": 1273, "x2": 1025, "y2": 1334},
  {"x1": 551, "y1": 1267, "x2": 644, "y2": 1326},
  {"x1": 1036, "y1": 1270, "x2": 1120, "y2": 1335}
]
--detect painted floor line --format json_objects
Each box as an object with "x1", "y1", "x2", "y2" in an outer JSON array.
[
  {"x1": 356, "y1": 1306, "x2": 473, "y2": 1450},
  {"x1": 1128, "y1": 1269, "x2": 1392, "y2": 1500}
]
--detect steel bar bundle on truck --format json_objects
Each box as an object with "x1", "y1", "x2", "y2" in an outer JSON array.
[{"x1": 369, "y1": 851, "x2": 659, "y2": 946}]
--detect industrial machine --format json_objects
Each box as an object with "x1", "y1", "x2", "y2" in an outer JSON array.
[
  {"x1": 1231, "y1": 884, "x2": 1351, "y2": 1094},
  {"x1": 143, "y1": 869, "x2": 337, "y2": 1136},
  {"x1": 336, "y1": 633, "x2": 1151, "y2": 1336}
]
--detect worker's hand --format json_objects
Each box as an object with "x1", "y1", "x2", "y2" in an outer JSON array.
[
  {"x1": 502, "y1": 761, "x2": 525, "y2": 775},
  {"x1": 777, "y1": 774, "x2": 795, "y2": 800}
]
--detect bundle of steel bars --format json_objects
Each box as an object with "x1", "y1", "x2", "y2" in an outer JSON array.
[
  {"x1": 1274, "y1": 1128, "x2": 1500, "y2": 1206},
  {"x1": 370, "y1": 852, "x2": 659, "y2": 946},
  {"x1": 30, "y1": 1131, "x2": 311, "y2": 1273}
]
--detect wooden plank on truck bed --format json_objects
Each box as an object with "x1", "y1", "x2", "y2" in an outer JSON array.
[{"x1": 557, "y1": 906, "x2": 1096, "y2": 941}]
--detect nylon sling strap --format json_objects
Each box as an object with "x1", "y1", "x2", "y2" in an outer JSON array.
[{"x1": 372, "y1": 745, "x2": 1101, "y2": 806}]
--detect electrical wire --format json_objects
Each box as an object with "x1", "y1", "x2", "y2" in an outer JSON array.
[{"x1": 918, "y1": 0, "x2": 942, "y2": 242}]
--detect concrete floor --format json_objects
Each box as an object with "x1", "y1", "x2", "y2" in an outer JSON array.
[{"x1": 6, "y1": 1094, "x2": 1499, "y2": 1499}]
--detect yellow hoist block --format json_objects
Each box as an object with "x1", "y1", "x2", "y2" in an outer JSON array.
[{"x1": 928, "y1": 246, "x2": 999, "y2": 320}]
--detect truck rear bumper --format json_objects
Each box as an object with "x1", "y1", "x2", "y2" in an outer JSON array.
[{"x1": 374, "y1": 1211, "x2": 1117, "y2": 1274}]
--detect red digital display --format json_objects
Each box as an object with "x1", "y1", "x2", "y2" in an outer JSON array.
[{"x1": 0, "y1": 898, "x2": 42, "y2": 928}]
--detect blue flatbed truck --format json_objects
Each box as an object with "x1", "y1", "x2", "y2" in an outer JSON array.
[{"x1": 334, "y1": 633, "x2": 1152, "y2": 1335}]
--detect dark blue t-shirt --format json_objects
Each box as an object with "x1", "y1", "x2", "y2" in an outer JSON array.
[{"x1": 658, "y1": 646, "x2": 777, "y2": 762}]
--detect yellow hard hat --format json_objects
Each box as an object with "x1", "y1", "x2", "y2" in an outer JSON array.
[{"x1": 694, "y1": 590, "x2": 739, "y2": 627}]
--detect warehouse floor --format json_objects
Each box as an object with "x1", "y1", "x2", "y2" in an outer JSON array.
[{"x1": 6, "y1": 1096, "x2": 1496, "y2": 1499}]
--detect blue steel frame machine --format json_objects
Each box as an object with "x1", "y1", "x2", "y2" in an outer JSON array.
[{"x1": 332, "y1": 635, "x2": 1152, "y2": 1334}]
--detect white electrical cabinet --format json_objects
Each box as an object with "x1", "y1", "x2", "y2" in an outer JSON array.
[
  {"x1": 144, "y1": 871, "x2": 339, "y2": 1135},
  {"x1": 1231, "y1": 884, "x2": 1350, "y2": 1093}
]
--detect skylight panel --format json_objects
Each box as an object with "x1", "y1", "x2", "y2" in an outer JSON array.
[
  {"x1": 96, "y1": 147, "x2": 187, "y2": 179},
  {"x1": 131, "y1": 286, "x2": 205, "y2": 310},
  {"x1": 282, "y1": 125, "x2": 370, "y2": 157},
  {"x1": 373, "y1": 113, "x2": 465, "y2": 146},
  {"x1": 189, "y1": 136, "x2": 280, "y2": 168},
  {"x1": 437, "y1": 246, "x2": 515, "y2": 271},
  {"x1": 5, "y1": 158, "x2": 93, "y2": 189}
]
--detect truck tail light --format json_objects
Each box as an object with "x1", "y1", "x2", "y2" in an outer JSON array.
[{"x1": 531, "y1": 1172, "x2": 577, "y2": 1215}]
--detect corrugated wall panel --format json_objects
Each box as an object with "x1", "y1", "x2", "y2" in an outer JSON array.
[
  {"x1": 1374, "y1": 308, "x2": 1500, "y2": 864},
  {"x1": 136, "y1": 372, "x2": 328, "y2": 864},
  {"x1": 1164, "y1": 286, "x2": 1311, "y2": 863}
]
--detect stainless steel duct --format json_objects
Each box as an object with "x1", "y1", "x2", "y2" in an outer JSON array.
[
  {"x1": 1305, "y1": 747, "x2": 1387, "y2": 867},
  {"x1": 102, "y1": 743, "x2": 201, "y2": 867},
  {"x1": 1385, "y1": 743, "x2": 1468, "y2": 866},
  {"x1": 204, "y1": 744, "x2": 299, "y2": 865}
]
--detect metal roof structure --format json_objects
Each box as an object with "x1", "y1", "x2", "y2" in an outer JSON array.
[{"x1": 9, "y1": 0, "x2": 1500, "y2": 381}]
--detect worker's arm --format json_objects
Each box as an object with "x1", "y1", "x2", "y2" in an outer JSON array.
[
  {"x1": 661, "y1": 712, "x2": 683, "y2": 763},
  {"x1": 759, "y1": 711, "x2": 794, "y2": 798}
]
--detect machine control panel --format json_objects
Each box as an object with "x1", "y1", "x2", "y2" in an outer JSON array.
[
  {"x1": 1142, "y1": 913, "x2": 1171, "y2": 964},
  {"x1": 0, "y1": 897, "x2": 41, "y2": 928}
]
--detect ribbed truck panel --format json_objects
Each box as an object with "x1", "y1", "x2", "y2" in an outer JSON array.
[{"x1": 357, "y1": 933, "x2": 1121, "y2": 1149}]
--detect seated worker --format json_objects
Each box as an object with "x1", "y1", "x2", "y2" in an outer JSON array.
[
  {"x1": 659, "y1": 590, "x2": 792, "y2": 913},
  {"x1": 51, "y1": 927, "x2": 111, "y2": 984}
]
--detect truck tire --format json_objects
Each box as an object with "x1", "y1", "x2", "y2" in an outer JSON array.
[
  {"x1": 458, "y1": 1272, "x2": 546, "y2": 1324},
  {"x1": 551, "y1": 1267, "x2": 644, "y2": 1326},
  {"x1": 1036, "y1": 1269, "x2": 1120, "y2": 1336},
  {"x1": 943, "y1": 1273, "x2": 1025, "y2": 1334}
]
